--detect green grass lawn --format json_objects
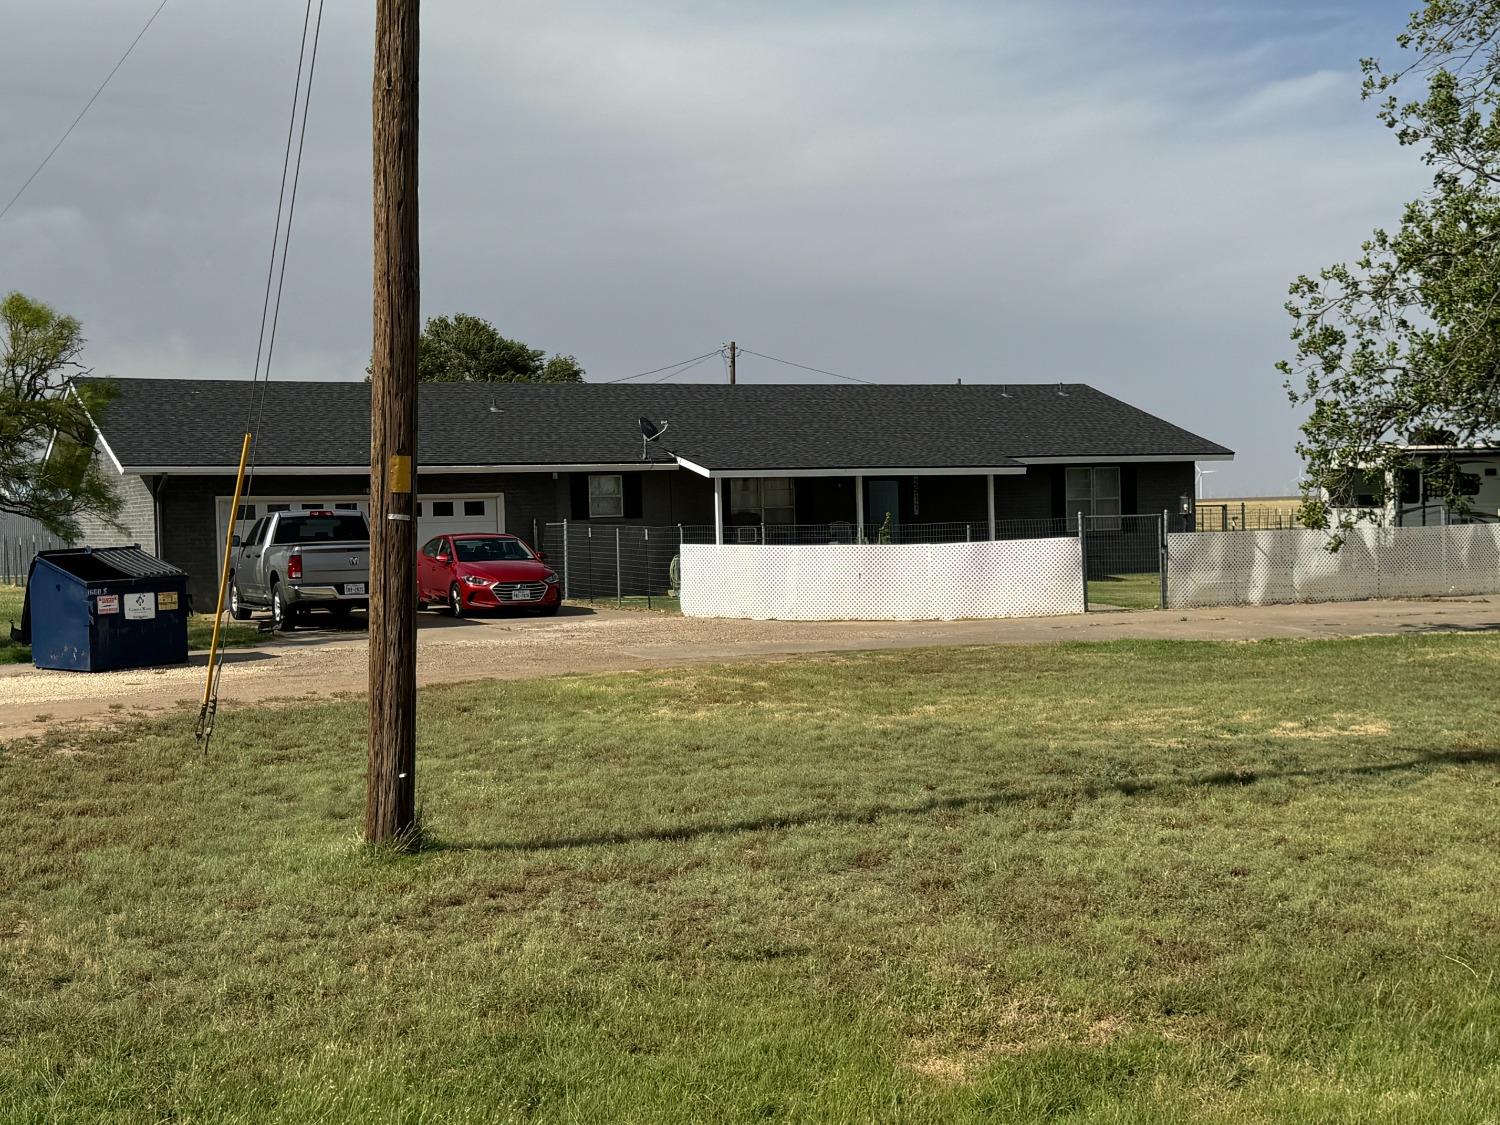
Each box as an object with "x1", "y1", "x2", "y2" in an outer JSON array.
[
  {"x1": 577, "y1": 594, "x2": 683, "y2": 614},
  {"x1": 1088, "y1": 571, "x2": 1162, "y2": 610},
  {"x1": 4, "y1": 636, "x2": 1500, "y2": 1121},
  {"x1": 0, "y1": 584, "x2": 261, "y2": 664}
]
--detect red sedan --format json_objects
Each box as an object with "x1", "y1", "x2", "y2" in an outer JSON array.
[{"x1": 417, "y1": 533, "x2": 563, "y2": 617}]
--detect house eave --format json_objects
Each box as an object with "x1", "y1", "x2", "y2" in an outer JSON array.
[
  {"x1": 674, "y1": 456, "x2": 1028, "y2": 479},
  {"x1": 1013, "y1": 453, "x2": 1234, "y2": 464},
  {"x1": 113, "y1": 461, "x2": 683, "y2": 476}
]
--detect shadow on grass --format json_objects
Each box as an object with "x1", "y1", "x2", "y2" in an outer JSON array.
[{"x1": 442, "y1": 748, "x2": 1500, "y2": 855}]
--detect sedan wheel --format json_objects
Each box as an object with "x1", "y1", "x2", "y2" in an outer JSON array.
[{"x1": 449, "y1": 582, "x2": 467, "y2": 618}]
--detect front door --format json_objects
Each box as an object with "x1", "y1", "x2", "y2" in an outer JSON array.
[{"x1": 867, "y1": 480, "x2": 901, "y2": 540}]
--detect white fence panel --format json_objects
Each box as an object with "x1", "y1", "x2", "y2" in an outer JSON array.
[
  {"x1": 680, "y1": 538, "x2": 1084, "y2": 621},
  {"x1": 1167, "y1": 524, "x2": 1500, "y2": 608},
  {"x1": 1442, "y1": 524, "x2": 1500, "y2": 596}
]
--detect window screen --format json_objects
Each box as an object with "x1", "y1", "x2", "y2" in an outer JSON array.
[
  {"x1": 1064, "y1": 467, "x2": 1121, "y2": 528},
  {"x1": 589, "y1": 475, "x2": 623, "y2": 518},
  {"x1": 730, "y1": 478, "x2": 795, "y2": 525}
]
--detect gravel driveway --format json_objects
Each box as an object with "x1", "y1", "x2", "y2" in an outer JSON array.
[{"x1": 3, "y1": 597, "x2": 1498, "y2": 739}]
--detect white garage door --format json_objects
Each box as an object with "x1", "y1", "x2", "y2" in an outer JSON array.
[
  {"x1": 214, "y1": 492, "x2": 504, "y2": 573},
  {"x1": 417, "y1": 495, "x2": 503, "y2": 541}
]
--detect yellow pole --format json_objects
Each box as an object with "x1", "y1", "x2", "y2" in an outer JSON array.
[{"x1": 199, "y1": 433, "x2": 253, "y2": 721}]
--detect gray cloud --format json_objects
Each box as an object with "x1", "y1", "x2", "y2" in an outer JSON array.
[{"x1": 1, "y1": 0, "x2": 1424, "y2": 493}]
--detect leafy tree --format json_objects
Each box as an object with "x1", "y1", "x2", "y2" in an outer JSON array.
[
  {"x1": 415, "y1": 313, "x2": 584, "y2": 383},
  {"x1": 0, "y1": 292, "x2": 119, "y2": 540},
  {"x1": 1280, "y1": 1, "x2": 1500, "y2": 526}
]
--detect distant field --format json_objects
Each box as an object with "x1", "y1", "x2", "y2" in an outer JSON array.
[{"x1": 1196, "y1": 497, "x2": 1304, "y2": 531}]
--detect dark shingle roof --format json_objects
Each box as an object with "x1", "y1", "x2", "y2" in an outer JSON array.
[{"x1": 82, "y1": 378, "x2": 1232, "y2": 472}]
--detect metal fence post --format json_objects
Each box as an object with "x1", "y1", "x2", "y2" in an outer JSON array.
[
  {"x1": 1159, "y1": 509, "x2": 1169, "y2": 610},
  {"x1": 562, "y1": 519, "x2": 570, "y2": 599},
  {"x1": 615, "y1": 526, "x2": 622, "y2": 605},
  {"x1": 1078, "y1": 511, "x2": 1088, "y2": 612},
  {"x1": 645, "y1": 527, "x2": 653, "y2": 609}
]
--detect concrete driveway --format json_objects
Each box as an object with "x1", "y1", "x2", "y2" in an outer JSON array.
[{"x1": 3, "y1": 596, "x2": 1498, "y2": 740}]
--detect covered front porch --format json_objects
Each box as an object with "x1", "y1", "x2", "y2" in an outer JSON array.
[{"x1": 704, "y1": 470, "x2": 1024, "y2": 545}]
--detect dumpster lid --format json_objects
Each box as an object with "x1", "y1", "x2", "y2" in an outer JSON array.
[{"x1": 38, "y1": 545, "x2": 186, "y2": 580}]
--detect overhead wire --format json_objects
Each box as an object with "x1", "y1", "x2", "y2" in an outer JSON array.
[
  {"x1": 602, "y1": 349, "x2": 724, "y2": 383},
  {"x1": 0, "y1": 0, "x2": 172, "y2": 222},
  {"x1": 199, "y1": 0, "x2": 326, "y2": 751},
  {"x1": 653, "y1": 352, "x2": 719, "y2": 382},
  {"x1": 736, "y1": 347, "x2": 875, "y2": 384}
]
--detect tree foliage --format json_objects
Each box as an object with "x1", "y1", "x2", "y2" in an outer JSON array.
[
  {"x1": 0, "y1": 292, "x2": 119, "y2": 540},
  {"x1": 415, "y1": 314, "x2": 584, "y2": 384},
  {"x1": 1281, "y1": 1, "x2": 1500, "y2": 526}
]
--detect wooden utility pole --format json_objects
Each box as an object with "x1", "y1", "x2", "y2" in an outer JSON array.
[
  {"x1": 728, "y1": 340, "x2": 737, "y2": 385},
  {"x1": 367, "y1": 0, "x2": 419, "y2": 844}
]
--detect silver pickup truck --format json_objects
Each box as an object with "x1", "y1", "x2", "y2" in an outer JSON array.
[{"x1": 228, "y1": 510, "x2": 370, "y2": 631}]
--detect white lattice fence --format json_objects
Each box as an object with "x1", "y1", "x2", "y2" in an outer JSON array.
[
  {"x1": 680, "y1": 538, "x2": 1085, "y2": 621},
  {"x1": 1166, "y1": 525, "x2": 1500, "y2": 608}
]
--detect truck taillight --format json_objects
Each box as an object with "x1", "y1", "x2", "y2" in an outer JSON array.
[{"x1": 287, "y1": 554, "x2": 302, "y2": 580}]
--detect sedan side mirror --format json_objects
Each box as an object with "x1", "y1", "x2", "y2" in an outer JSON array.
[
  {"x1": 536, "y1": 550, "x2": 547, "y2": 560},
  {"x1": 231, "y1": 534, "x2": 241, "y2": 547},
  {"x1": 435, "y1": 553, "x2": 450, "y2": 564}
]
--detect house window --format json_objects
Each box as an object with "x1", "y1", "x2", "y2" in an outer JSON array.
[
  {"x1": 431, "y1": 501, "x2": 454, "y2": 518},
  {"x1": 730, "y1": 477, "x2": 795, "y2": 525},
  {"x1": 1065, "y1": 466, "x2": 1121, "y2": 527},
  {"x1": 335, "y1": 502, "x2": 359, "y2": 511},
  {"x1": 235, "y1": 504, "x2": 256, "y2": 520},
  {"x1": 267, "y1": 503, "x2": 291, "y2": 513},
  {"x1": 589, "y1": 474, "x2": 624, "y2": 518},
  {"x1": 463, "y1": 499, "x2": 486, "y2": 517}
]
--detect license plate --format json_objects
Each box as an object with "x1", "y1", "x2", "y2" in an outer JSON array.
[
  {"x1": 511, "y1": 588, "x2": 534, "y2": 600},
  {"x1": 344, "y1": 583, "x2": 366, "y2": 595}
]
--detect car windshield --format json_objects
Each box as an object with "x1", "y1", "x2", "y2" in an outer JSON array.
[
  {"x1": 273, "y1": 514, "x2": 369, "y2": 544},
  {"x1": 453, "y1": 537, "x2": 534, "y2": 562}
]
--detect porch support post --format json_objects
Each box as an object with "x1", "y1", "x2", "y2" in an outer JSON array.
[
  {"x1": 713, "y1": 479, "x2": 724, "y2": 545},
  {"x1": 855, "y1": 474, "x2": 865, "y2": 539},
  {"x1": 986, "y1": 474, "x2": 996, "y2": 540}
]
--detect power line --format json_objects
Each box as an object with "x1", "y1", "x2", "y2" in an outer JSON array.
[
  {"x1": 199, "y1": 0, "x2": 326, "y2": 751},
  {"x1": 602, "y1": 349, "x2": 724, "y2": 383},
  {"x1": 0, "y1": 0, "x2": 171, "y2": 222},
  {"x1": 736, "y1": 347, "x2": 874, "y2": 384},
  {"x1": 653, "y1": 352, "x2": 719, "y2": 382}
]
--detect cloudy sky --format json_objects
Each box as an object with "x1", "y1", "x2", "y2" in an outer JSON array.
[{"x1": 2, "y1": 0, "x2": 1426, "y2": 493}]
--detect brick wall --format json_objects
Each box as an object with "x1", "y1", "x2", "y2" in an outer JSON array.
[{"x1": 74, "y1": 445, "x2": 157, "y2": 554}]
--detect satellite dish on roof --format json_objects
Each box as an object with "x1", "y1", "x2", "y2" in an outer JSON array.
[{"x1": 638, "y1": 417, "x2": 670, "y2": 461}]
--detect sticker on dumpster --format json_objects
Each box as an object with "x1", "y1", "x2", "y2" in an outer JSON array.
[
  {"x1": 123, "y1": 592, "x2": 156, "y2": 620},
  {"x1": 96, "y1": 594, "x2": 119, "y2": 615},
  {"x1": 158, "y1": 591, "x2": 179, "y2": 611}
]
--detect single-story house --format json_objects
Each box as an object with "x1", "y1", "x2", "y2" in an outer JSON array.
[{"x1": 73, "y1": 377, "x2": 1232, "y2": 605}]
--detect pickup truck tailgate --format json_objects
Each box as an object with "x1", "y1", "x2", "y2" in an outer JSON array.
[{"x1": 296, "y1": 542, "x2": 368, "y2": 588}]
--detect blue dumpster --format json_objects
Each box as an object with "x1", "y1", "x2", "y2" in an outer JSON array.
[{"x1": 10, "y1": 546, "x2": 190, "y2": 671}]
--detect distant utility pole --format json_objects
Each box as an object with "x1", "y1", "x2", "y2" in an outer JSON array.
[
  {"x1": 728, "y1": 340, "x2": 737, "y2": 385},
  {"x1": 367, "y1": 0, "x2": 419, "y2": 845}
]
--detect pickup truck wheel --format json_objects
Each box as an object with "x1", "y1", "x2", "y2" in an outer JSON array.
[
  {"x1": 271, "y1": 583, "x2": 298, "y2": 632},
  {"x1": 228, "y1": 575, "x2": 252, "y2": 621},
  {"x1": 448, "y1": 582, "x2": 468, "y2": 618}
]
